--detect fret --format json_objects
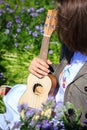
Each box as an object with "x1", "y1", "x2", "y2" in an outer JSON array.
[{"x1": 39, "y1": 36, "x2": 50, "y2": 61}]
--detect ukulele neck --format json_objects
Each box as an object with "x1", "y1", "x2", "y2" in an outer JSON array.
[{"x1": 39, "y1": 36, "x2": 50, "y2": 61}]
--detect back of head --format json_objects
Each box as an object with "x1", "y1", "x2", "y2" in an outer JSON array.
[{"x1": 57, "y1": 0, "x2": 87, "y2": 55}]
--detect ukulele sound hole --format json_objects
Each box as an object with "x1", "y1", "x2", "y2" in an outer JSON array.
[{"x1": 33, "y1": 83, "x2": 43, "y2": 95}]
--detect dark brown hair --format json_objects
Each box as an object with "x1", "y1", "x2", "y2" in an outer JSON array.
[{"x1": 57, "y1": 0, "x2": 87, "y2": 54}]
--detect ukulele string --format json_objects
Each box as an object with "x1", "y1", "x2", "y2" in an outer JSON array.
[
  {"x1": 34, "y1": 37, "x2": 49, "y2": 109},
  {"x1": 37, "y1": 37, "x2": 49, "y2": 108}
]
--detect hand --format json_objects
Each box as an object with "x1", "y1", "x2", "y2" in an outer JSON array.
[{"x1": 29, "y1": 57, "x2": 52, "y2": 78}]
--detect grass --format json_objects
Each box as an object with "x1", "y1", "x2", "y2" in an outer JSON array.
[{"x1": 0, "y1": 0, "x2": 61, "y2": 113}]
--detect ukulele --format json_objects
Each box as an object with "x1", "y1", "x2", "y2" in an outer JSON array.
[{"x1": 19, "y1": 9, "x2": 58, "y2": 109}]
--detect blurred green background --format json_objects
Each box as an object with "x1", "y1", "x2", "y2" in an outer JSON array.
[{"x1": 0, "y1": 0, "x2": 61, "y2": 86}]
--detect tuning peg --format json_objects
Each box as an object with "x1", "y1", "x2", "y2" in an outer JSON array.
[{"x1": 47, "y1": 15, "x2": 51, "y2": 18}]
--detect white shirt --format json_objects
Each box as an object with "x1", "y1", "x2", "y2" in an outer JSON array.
[{"x1": 56, "y1": 51, "x2": 87, "y2": 103}]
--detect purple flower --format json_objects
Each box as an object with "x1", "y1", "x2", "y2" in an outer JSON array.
[
  {"x1": 54, "y1": 101, "x2": 63, "y2": 111},
  {"x1": 36, "y1": 122, "x2": 41, "y2": 129},
  {"x1": 25, "y1": 108, "x2": 39, "y2": 119},
  {"x1": 17, "y1": 103, "x2": 28, "y2": 112},
  {"x1": 25, "y1": 109, "x2": 34, "y2": 118},
  {"x1": 26, "y1": 26, "x2": 30, "y2": 30},
  {"x1": 18, "y1": 23, "x2": 22, "y2": 27},
  {"x1": 6, "y1": 8, "x2": 13, "y2": 13},
  {"x1": 15, "y1": 19, "x2": 21, "y2": 24},
  {"x1": 54, "y1": 102, "x2": 64, "y2": 119},
  {"x1": 14, "y1": 43, "x2": 18, "y2": 47},
  {"x1": 0, "y1": 9, "x2": 5, "y2": 16},
  {"x1": 28, "y1": 31, "x2": 32, "y2": 35},
  {"x1": 0, "y1": 73, "x2": 3, "y2": 78},
  {"x1": 5, "y1": 29, "x2": 10, "y2": 34},
  {"x1": 15, "y1": 4, "x2": 18, "y2": 9},
  {"x1": 15, "y1": 15, "x2": 19, "y2": 19},
  {"x1": 40, "y1": 29, "x2": 44, "y2": 35},
  {"x1": 83, "y1": 119, "x2": 87, "y2": 125},
  {"x1": 9, "y1": 9, "x2": 13, "y2": 13},
  {"x1": 0, "y1": 0, "x2": 4, "y2": 4},
  {"x1": 21, "y1": 6, "x2": 25, "y2": 13},
  {"x1": 39, "y1": 26, "x2": 44, "y2": 35},
  {"x1": 32, "y1": 31, "x2": 38, "y2": 37},
  {"x1": 27, "y1": 7, "x2": 34, "y2": 13},
  {"x1": 36, "y1": 8, "x2": 44, "y2": 13},
  {"x1": 6, "y1": 21, "x2": 12, "y2": 28},
  {"x1": 29, "y1": 120, "x2": 35, "y2": 126},
  {"x1": 40, "y1": 26, "x2": 43, "y2": 30},
  {"x1": 17, "y1": 28, "x2": 21, "y2": 33},
  {"x1": 35, "y1": 25, "x2": 40, "y2": 30},
  {"x1": 25, "y1": 109, "x2": 31, "y2": 118},
  {"x1": 24, "y1": 45, "x2": 30, "y2": 49},
  {"x1": 49, "y1": 50, "x2": 53, "y2": 54},
  {"x1": 30, "y1": 12, "x2": 38, "y2": 17},
  {"x1": 12, "y1": 121, "x2": 22, "y2": 129},
  {"x1": 42, "y1": 96, "x2": 55, "y2": 110},
  {"x1": 42, "y1": 120, "x2": 50, "y2": 129},
  {"x1": 0, "y1": 9, "x2": 3, "y2": 13},
  {"x1": 5, "y1": 3, "x2": 10, "y2": 8},
  {"x1": 47, "y1": 96, "x2": 55, "y2": 101}
]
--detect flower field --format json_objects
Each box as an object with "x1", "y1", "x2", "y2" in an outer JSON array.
[
  {"x1": 0, "y1": 1, "x2": 87, "y2": 130},
  {"x1": 0, "y1": 0, "x2": 60, "y2": 86}
]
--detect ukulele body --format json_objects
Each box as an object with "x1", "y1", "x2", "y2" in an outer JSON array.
[{"x1": 19, "y1": 73, "x2": 52, "y2": 109}]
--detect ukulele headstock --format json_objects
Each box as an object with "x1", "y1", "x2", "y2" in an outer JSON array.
[{"x1": 44, "y1": 9, "x2": 58, "y2": 37}]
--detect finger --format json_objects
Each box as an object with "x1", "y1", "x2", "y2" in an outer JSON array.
[
  {"x1": 35, "y1": 62, "x2": 50, "y2": 73},
  {"x1": 30, "y1": 69, "x2": 45, "y2": 78},
  {"x1": 28, "y1": 57, "x2": 50, "y2": 76},
  {"x1": 32, "y1": 58, "x2": 50, "y2": 73},
  {"x1": 36, "y1": 58, "x2": 49, "y2": 68},
  {"x1": 31, "y1": 65, "x2": 49, "y2": 76}
]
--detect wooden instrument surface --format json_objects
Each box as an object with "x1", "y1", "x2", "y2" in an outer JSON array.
[{"x1": 19, "y1": 9, "x2": 58, "y2": 109}]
